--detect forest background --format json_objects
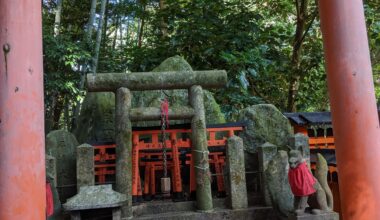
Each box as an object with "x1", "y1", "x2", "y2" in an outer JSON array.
[{"x1": 42, "y1": 0, "x2": 380, "y2": 132}]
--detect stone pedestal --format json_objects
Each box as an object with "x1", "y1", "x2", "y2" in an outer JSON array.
[
  {"x1": 76, "y1": 144, "x2": 95, "y2": 191},
  {"x1": 288, "y1": 212, "x2": 339, "y2": 220},
  {"x1": 226, "y1": 136, "x2": 248, "y2": 209},
  {"x1": 257, "y1": 142, "x2": 277, "y2": 205},
  {"x1": 63, "y1": 185, "x2": 126, "y2": 220}
]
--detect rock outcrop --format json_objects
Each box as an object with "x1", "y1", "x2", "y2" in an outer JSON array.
[{"x1": 238, "y1": 104, "x2": 293, "y2": 153}]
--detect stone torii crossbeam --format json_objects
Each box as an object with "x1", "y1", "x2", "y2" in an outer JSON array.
[{"x1": 86, "y1": 70, "x2": 227, "y2": 219}]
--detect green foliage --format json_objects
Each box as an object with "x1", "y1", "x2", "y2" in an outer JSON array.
[
  {"x1": 42, "y1": 0, "x2": 380, "y2": 128},
  {"x1": 365, "y1": 2, "x2": 380, "y2": 102},
  {"x1": 42, "y1": 2, "x2": 91, "y2": 131}
]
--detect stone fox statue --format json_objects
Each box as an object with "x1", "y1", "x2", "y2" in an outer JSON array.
[{"x1": 288, "y1": 150, "x2": 333, "y2": 215}]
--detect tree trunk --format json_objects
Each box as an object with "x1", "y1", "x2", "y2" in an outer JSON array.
[
  {"x1": 92, "y1": 0, "x2": 107, "y2": 74},
  {"x1": 125, "y1": 17, "x2": 130, "y2": 45},
  {"x1": 137, "y1": 3, "x2": 146, "y2": 48},
  {"x1": 112, "y1": 16, "x2": 119, "y2": 50},
  {"x1": 50, "y1": 0, "x2": 64, "y2": 131},
  {"x1": 136, "y1": 16, "x2": 141, "y2": 46},
  {"x1": 159, "y1": 0, "x2": 168, "y2": 38},
  {"x1": 101, "y1": 0, "x2": 110, "y2": 51},
  {"x1": 52, "y1": 96, "x2": 64, "y2": 130},
  {"x1": 64, "y1": 96, "x2": 70, "y2": 130},
  {"x1": 286, "y1": 0, "x2": 308, "y2": 112},
  {"x1": 71, "y1": 0, "x2": 98, "y2": 131},
  {"x1": 86, "y1": 0, "x2": 98, "y2": 44},
  {"x1": 119, "y1": 16, "x2": 124, "y2": 47},
  {"x1": 54, "y1": 0, "x2": 63, "y2": 36}
]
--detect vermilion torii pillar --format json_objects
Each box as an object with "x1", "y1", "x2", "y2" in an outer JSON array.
[
  {"x1": 0, "y1": 1, "x2": 45, "y2": 220},
  {"x1": 319, "y1": 1, "x2": 380, "y2": 219}
]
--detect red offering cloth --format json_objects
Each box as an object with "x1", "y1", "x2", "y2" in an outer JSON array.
[
  {"x1": 161, "y1": 99, "x2": 169, "y2": 127},
  {"x1": 288, "y1": 162, "x2": 316, "y2": 196},
  {"x1": 46, "y1": 182, "x2": 54, "y2": 217}
]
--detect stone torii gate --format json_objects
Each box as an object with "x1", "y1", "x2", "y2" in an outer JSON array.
[{"x1": 86, "y1": 70, "x2": 227, "y2": 218}]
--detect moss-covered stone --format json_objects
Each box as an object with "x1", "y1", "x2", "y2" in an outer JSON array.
[
  {"x1": 226, "y1": 136, "x2": 248, "y2": 210},
  {"x1": 74, "y1": 56, "x2": 225, "y2": 143},
  {"x1": 238, "y1": 104, "x2": 293, "y2": 153},
  {"x1": 190, "y1": 85, "x2": 213, "y2": 211},
  {"x1": 76, "y1": 144, "x2": 95, "y2": 190},
  {"x1": 46, "y1": 130, "x2": 79, "y2": 202},
  {"x1": 63, "y1": 185, "x2": 126, "y2": 210},
  {"x1": 265, "y1": 150, "x2": 294, "y2": 217},
  {"x1": 74, "y1": 92, "x2": 115, "y2": 144},
  {"x1": 257, "y1": 143, "x2": 278, "y2": 206},
  {"x1": 153, "y1": 55, "x2": 193, "y2": 71},
  {"x1": 115, "y1": 88, "x2": 133, "y2": 218},
  {"x1": 86, "y1": 70, "x2": 227, "y2": 92}
]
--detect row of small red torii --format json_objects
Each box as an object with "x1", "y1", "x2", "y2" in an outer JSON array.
[{"x1": 93, "y1": 125, "x2": 243, "y2": 201}]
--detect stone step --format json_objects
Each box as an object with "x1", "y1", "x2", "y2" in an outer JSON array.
[
  {"x1": 132, "y1": 198, "x2": 226, "y2": 217},
  {"x1": 133, "y1": 206, "x2": 277, "y2": 220},
  {"x1": 132, "y1": 194, "x2": 264, "y2": 217}
]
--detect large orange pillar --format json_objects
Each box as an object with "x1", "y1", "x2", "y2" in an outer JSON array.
[
  {"x1": 0, "y1": 1, "x2": 45, "y2": 219},
  {"x1": 319, "y1": 1, "x2": 380, "y2": 219}
]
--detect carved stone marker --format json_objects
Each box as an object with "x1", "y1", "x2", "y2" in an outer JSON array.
[
  {"x1": 226, "y1": 136, "x2": 248, "y2": 209},
  {"x1": 76, "y1": 144, "x2": 95, "y2": 191},
  {"x1": 257, "y1": 142, "x2": 277, "y2": 206},
  {"x1": 46, "y1": 130, "x2": 79, "y2": 201}
]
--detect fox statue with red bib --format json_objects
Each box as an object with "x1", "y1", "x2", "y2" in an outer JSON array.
[{"x1": 288, "y1": 150, "x2": 333, "y2": 215}]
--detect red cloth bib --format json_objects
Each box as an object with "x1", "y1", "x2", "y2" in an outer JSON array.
[
  {"x1": 288, "y1": 162, "x2": 316, "y2": 196},
  {"x1": 46, "y1": 182, "x2": 54, "y2": 217},
  {"x1": 161, "y1": 99, "x2": 169, "y2": 128}
]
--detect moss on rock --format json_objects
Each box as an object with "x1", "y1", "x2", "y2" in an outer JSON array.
[
  {"x1": 238, "y1": 104, "x2": 293, "y2": 153},
  {"x1": 74, "y1": 55, "x2": 225, "y2": 143}
]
